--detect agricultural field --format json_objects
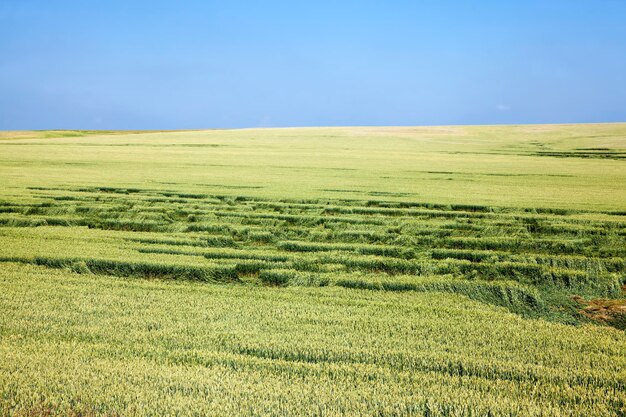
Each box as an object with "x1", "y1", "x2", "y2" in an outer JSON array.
[{"x1": 0, "y1": 124, "x2": 625, "y2": 416}]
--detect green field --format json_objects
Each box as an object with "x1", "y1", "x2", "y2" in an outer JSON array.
[{"x1": 0, "y1": 124, "x2": 625, "y2": 416}]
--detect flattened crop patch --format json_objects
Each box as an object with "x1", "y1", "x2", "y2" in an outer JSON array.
[{"x1": 574, "y1": 295, "x2": 626, "y2": 330}]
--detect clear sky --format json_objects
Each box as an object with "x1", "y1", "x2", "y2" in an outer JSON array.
[{"x1": 1, "y1": 1, "x2": 625, "y2": 129}]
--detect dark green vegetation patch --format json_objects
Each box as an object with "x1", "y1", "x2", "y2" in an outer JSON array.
[{"x1": 1, "y1": 186, "x2": 624, "y2": 326}]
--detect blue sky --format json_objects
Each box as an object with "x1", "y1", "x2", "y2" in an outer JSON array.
[{"x1": 1, "y1": 1, "x2": 625, "y2": 129}]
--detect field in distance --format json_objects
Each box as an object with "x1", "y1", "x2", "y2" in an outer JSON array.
[
  {"x1": 1, "y1": 124, "x2": 625, "y2": 209},
  {"x1": 0, "y1": 124, "x2": 625, "y2": 416}
]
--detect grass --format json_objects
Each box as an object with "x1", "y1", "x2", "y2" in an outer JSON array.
[
  {"x1": 1, "y1": 124, "x2": 626, "y2": 210},
  {"x1": 0, "y1": 124, "x2": 625, "y2": 416},
  {"x1": 2, "y1": 263, "x2": 625, "y2": 417}
]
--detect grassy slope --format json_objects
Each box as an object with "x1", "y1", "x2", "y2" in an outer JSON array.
[
  {"x1": 0, "y1": 124, "x2": 625, "y2": 416},
  {"x1": 1, "y1": 263, "x2": 625, "y2": 416}
]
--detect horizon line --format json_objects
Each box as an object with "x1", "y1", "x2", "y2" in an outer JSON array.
[{"x1": 2, "y1": 121, "x2": 626, "y2": 133}]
